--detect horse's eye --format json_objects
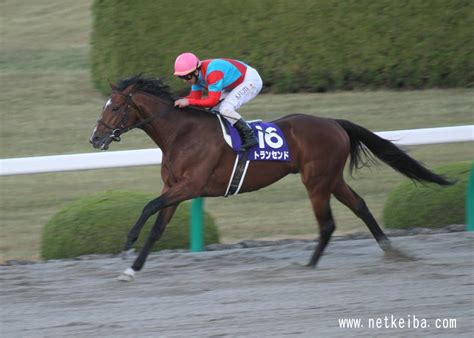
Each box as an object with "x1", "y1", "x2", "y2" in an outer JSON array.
[{"x1": 112, "y1": 107, "x2": 119, "y2": 112}]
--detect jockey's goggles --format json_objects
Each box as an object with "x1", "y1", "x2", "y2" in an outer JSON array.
[{"x1": 177, "y1": 73, "x2": 195, "y2": 80}]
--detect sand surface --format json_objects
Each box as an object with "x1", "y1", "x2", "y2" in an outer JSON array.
[{"x1": 1, "y1": 232, "x2": 473, "y2": 337}]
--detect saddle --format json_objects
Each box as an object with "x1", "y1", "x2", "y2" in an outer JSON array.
[{"x1": 215, "y1": 113, "x2": 290, "y2": 196}]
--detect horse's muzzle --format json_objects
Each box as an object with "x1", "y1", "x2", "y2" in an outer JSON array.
[{"x1": 90, "y1": 134, "x2": 113, "y2": 150}]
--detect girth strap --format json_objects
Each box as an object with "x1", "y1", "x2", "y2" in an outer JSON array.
[{"x1": 224, "y1": 151, "x2": 250, "y2": 197}]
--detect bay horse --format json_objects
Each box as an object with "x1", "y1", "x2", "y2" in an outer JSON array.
[{"x1": 90, "y1": 75, "x2": 451, "y2": 281}]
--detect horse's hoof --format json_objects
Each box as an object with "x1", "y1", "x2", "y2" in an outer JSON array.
[
  {"x1": 121, "y1": 248, "x2": 135, "y2": 260},
  {"x1": 117, "y1": 268, "x2": 135, "y2": 282},
  {"x1": 378, "y1": 239, "x2": 392, "y2": 251}
]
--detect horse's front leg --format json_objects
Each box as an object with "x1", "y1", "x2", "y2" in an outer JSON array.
[
  {"x1": 121, "y1": 187, "x2": 171, "y2": 258},
  {"x1": 118, "y1": 180, "x2": 203, "y2": 281},
  {"x1": 118, "y1": 205, "x2": 178, "y2": 281}
]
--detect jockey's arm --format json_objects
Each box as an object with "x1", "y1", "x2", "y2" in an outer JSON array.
[
  {"x1": 187, "y1": 70, "x2": 224, "y2": 107},
  {"x1": 185, "y1": 89, "x2": 202, "y2": 100},
  {"x1": 187, "y1": 91, "x2": 221, "y2": 108},
  {"x1": 187, "y1": 70, "x2": 224, "y2": 108}
]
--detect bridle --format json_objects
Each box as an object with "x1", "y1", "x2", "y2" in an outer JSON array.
[{"x1": 96, "y1": 91, "x2": 171, "y2": 142}]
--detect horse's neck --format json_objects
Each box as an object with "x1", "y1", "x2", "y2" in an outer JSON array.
[{"x1": 135, "y1": 93, "x2": 195, "y2": 153}]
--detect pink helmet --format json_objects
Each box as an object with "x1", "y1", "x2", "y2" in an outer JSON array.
[{"x1": 174, "y1": 52, "x2": 201, "y2": 76}]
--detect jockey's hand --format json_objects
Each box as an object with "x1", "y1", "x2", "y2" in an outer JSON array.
[{"x1": 174, "y1": 98, "x2": 189, "y2": 108}]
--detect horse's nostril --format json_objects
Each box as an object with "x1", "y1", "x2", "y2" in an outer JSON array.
[{"x1": 90, "y1": 136, "x2": 101, "y2": 146}]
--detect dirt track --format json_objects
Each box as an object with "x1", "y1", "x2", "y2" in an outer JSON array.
[{"x1": 1, "y1": 232, "x2": 473, "y2": 337}]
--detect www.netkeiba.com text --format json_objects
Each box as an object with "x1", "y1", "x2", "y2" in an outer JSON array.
[{"x1": 338, "y1": 314, "x2": 457, "y2": 329}]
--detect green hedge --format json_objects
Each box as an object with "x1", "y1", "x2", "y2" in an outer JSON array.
[
  {"x1": 41, "y1": 191, "x2": 219, "y2": 260},
  {"x1": 91, "y1": 0, "x2": 473, "y2": 94},
  {"x1": 383, "y1": 161, "x2": 472, "y2": 229}
]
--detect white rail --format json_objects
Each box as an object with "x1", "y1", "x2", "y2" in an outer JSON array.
[
  {"x1": 375, "y1": 125, "x2": 473, "y2": 146},
  {"x1": 1, "y1": 125, "x2": 473, "y2": 176}
]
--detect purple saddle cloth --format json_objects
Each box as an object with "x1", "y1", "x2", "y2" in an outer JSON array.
[{"x1": 223, "y1": 119, "x2": 290, "y2": 161}]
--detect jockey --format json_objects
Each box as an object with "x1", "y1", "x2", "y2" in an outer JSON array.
[{"x1": 173, "y1": 52, "x2": 262, "y2": 151}]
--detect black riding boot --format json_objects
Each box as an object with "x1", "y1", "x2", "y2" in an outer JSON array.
[{"x1": 234, "y1": 118, "x2": 258, "y2": 151}]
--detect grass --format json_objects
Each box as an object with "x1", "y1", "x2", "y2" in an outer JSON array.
[
  {"x1": 41, "y1": 191, "x2": 219, "y2": 259},
  {"x1": 0, "y1": 0, "x2": 473, "y2": 261},
  {"x1": 383, "y1": 162, "x2": 470, "y2": 229}
]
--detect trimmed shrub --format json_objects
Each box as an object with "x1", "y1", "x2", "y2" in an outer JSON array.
[
  {"x1": 383, "y1": 161, "x2": 472, "y2": 229},
  {"x1": 41, "y1": 191, "x2": 219, "y2": 260},
  {"x1": 91, "y1": 0, "x2": 474, "y2": 95}
]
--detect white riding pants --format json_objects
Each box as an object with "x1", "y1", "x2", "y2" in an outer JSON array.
[{"x1": 214, "y1": 66, "x2": 263, "y2": 125}]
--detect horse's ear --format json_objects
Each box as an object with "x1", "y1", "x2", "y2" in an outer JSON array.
[{"x1": 109, "y1": 82, "x2": 117, "y2": 91}]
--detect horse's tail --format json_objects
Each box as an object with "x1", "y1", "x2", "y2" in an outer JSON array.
[{"x1": 334, "y1": 119, "x2": 453, "y2": 186}]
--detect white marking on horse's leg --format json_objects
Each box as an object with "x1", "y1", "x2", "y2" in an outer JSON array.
[{"x1": 117, "y1": 267, "x2": 135, "y2": 282}]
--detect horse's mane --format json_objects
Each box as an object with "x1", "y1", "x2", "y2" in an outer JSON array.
[
  {"x1": 116, "y1": 74, "x2": 175, "y2": 101},
  {"x1": 116, "y1": 74, "x2": 215, "y2": 116}
]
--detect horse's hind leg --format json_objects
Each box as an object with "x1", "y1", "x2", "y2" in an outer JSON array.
[
  {"x1": 305, "y1": 186, "x2": 336, "y2": 267},
  {"x1": 334, "y1": 181, "x2": 391, "y2": 250}
]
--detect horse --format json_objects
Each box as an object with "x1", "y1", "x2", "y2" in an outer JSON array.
[{"x1": 90, "y1": 75, "x2": 452, "y2": 281}]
